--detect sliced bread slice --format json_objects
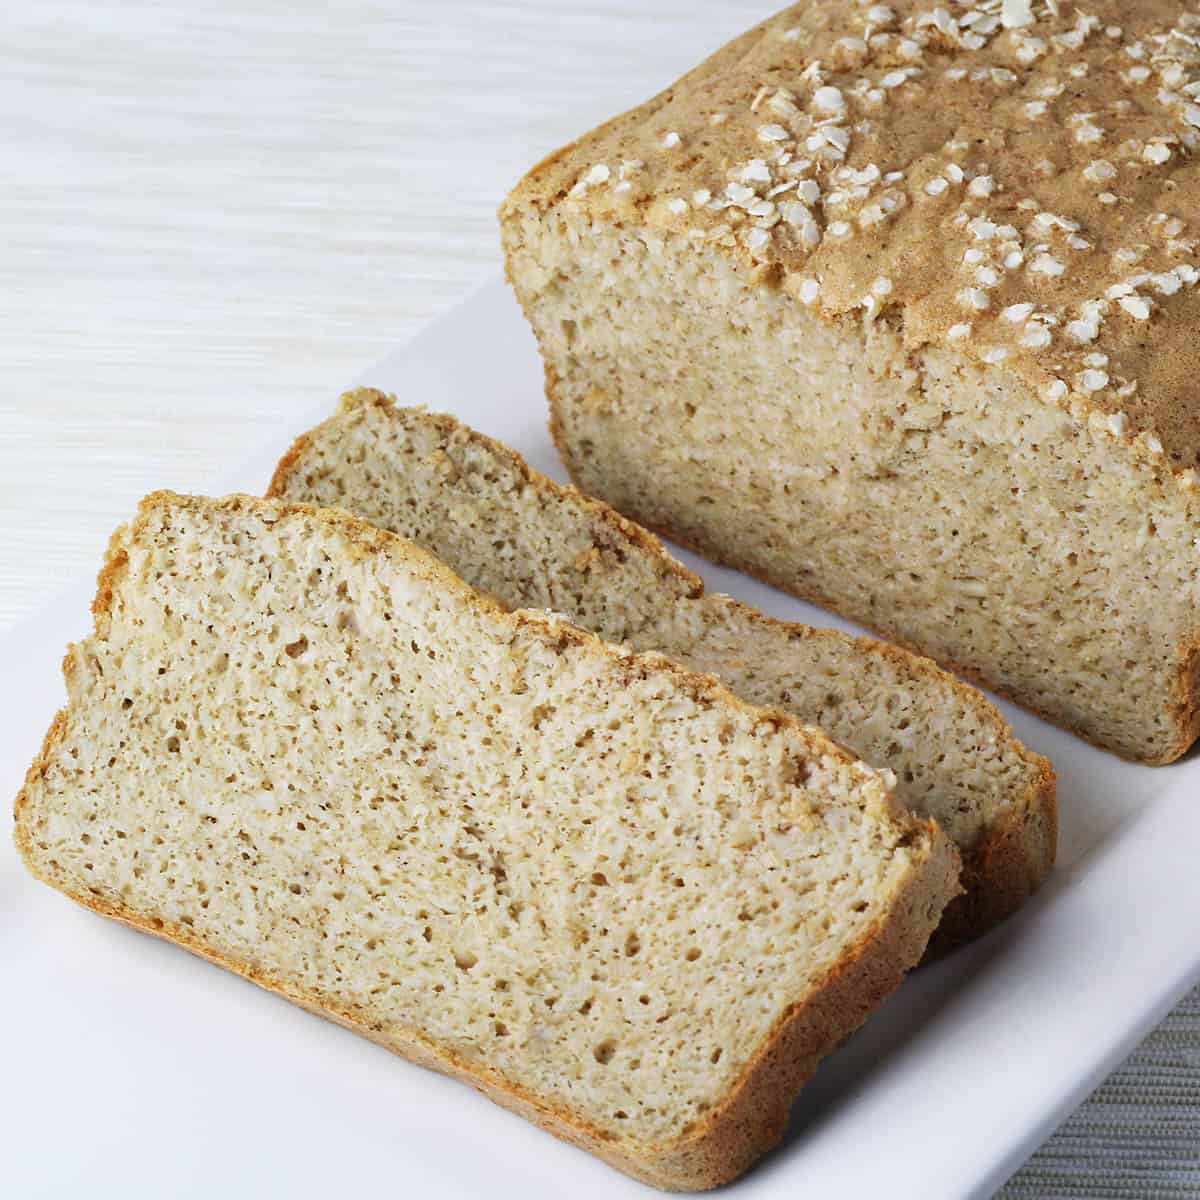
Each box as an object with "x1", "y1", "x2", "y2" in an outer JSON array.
[
  {"x1": 269, "y1": 389, "x2": 1055, "y2": 949},
  {"x1": 14, "y1": 491, "x2": 958, "y2": 1191}
]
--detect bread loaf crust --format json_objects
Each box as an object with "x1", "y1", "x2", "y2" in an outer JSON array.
[
  {"x1": 504, "y1": 1, "x2": 1200, "y2": 469},
  {"x1": 14, "y1": 491, "x2": 960, "y2": 1191}
]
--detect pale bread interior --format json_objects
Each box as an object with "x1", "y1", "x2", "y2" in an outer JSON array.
[
  {"x1": 271, "y1": 392, "x2": 1048, "y2": 859},
  {"x1": 16, "y1": 493, "x2": 952, "y2": 1159}
]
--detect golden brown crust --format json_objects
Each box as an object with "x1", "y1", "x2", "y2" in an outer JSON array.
[
  {"x1": 927, "y1": 758, "x2": 1057, "y2": 955},
  {"x1": 1164, "y1": 636, "x2": 1200, "y2": 765},
  {"x1": 265, "y1": 430, "x2": 312, "y2": 500},
  {"x1": 506, "y1": 0, "x2": 1200, "y2": 476},
  {"x1": 13, "y1": 488, "x2": 960, "y2": 1190},
  {"x1": 12, "y1": 709, "x2": 68, "y2": 856},
  {"x1": 498, "y1": 17, "x2": 770, "y2": 224}
]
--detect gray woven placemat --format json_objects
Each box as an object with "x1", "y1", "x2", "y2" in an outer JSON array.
[{"x1": 998, "y1": 984, "x2": 1200, "y2": 1197}]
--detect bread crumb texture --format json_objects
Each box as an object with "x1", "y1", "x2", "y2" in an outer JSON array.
[
  {"x1": 14, "y1": 492, "x2": 958, "y2": 1189},
  {"x1": 271, "y1": 391, "x2": 1053, "y2": 947},
  {"x1": 501, "y1": 0, "x2": 1200, "y2": 763}
]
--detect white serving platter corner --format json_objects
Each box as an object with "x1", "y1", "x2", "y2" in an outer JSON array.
[{"x1": 3, "y1": 280, "x2": 1199, "y2": 1200}]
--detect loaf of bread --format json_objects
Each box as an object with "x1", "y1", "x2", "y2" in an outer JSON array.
[
  {"x1": 14, "y1": 491, "x2": 958, "y2": 1190},
  {"x1": 501, "y1": 0, "x2": 1200, "y2": 764},
  {"x1": 270, "y1": 389, "x2": 1053, "y2": 949}
]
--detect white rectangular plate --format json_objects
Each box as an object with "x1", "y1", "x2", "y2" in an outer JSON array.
[{"x1": 4, "y1": 281, "x2": 1200, "y2": 1199}]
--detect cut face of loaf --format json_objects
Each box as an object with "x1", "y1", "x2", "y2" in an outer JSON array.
[
  {"x1": 14, "y1": 492, "x2": 958, "y2": 1191},
  {"x1": 269, "y1": 390, "x2": 1054, "y2": 948},
  {"x1": 499, "y1": 0, "x2": 1200, "y2": 765}
]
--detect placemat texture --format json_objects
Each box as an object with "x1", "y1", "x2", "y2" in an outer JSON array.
[{"x1": 1000, "y1": 988, "x2": 1200, "y2": 1197}]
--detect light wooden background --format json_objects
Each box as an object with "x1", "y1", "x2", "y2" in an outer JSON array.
[{"x1": 4, "y1": 3, "x2": 1199, "y2": 1195}]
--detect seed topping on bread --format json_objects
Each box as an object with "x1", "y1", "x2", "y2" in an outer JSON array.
[{"x1": 532, "y1": 1, "x2": 1200, "y2": 470}]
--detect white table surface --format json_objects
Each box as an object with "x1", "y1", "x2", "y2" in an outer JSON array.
[{"x1": 3, "y1": 3, "x2": 1198, "y2": 1195}]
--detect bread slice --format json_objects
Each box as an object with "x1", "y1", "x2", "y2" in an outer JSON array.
[
  {"x1": 14, "y1": 491, "x2": 958, "y2": 1191},
  {"x1": 269, "y1": 389, "x2": 1053, "y2": 950},
  {"x1": 499, "y1": 0, "x2": 1200, "y2": 764}
]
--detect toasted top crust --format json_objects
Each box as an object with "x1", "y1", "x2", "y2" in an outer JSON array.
[{"x1": 504, "y1": 0, "x2": 1200, "y2": 474}]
